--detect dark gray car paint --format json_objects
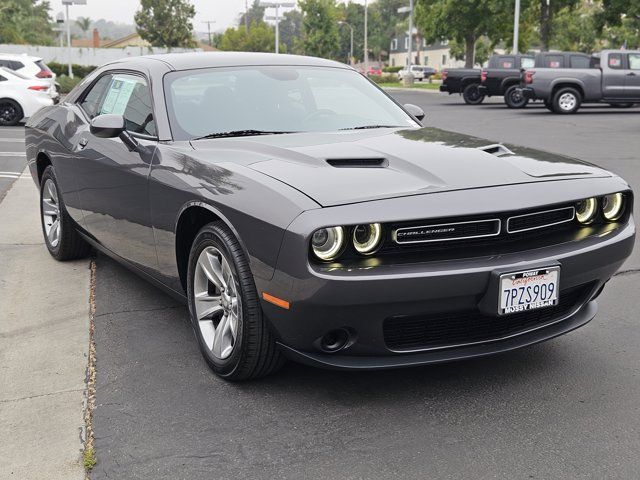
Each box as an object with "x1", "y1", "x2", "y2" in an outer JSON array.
[{"x1": 25, "y1": 52, "x2": 635, "y2": 370}]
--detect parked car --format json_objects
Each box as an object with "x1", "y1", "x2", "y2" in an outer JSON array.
[
  {"x1": 519, "y1": 50, "x2": 640, "y2": 113},
  {"x1": 0, "y1": 67, "x2": 54, "y2": 126},
  {"x1": 0, "y1": 54, "x2": 57, "y2": 86},
  {"x1": 366, "y1": 66, "x2": 382, "y2": 76},
  {"x1": 478, "y1": 54, "x2": 535, "y2": 108},
  {"x1": 25, "y1": 52, "x2": 634, "y2": 380},
  {"x1": 397, "y1": 65, "x2": 427, "y2": 81}
]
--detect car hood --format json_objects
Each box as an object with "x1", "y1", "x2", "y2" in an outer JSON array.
[{"x1": 190, "y1": 127, "x2": 610, "y2": 207}]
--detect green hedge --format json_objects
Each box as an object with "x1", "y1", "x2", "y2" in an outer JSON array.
[
  {"x1": 48, "y1": 62, "x2": 97, "y2": 79},
  {"x1": 382, "y1": 66, "x2": 403, "y2": 73},
  {"x1": 57, "y1": 74, "x2": 83, "y2": 93},
  {"x1": 368, "y1": 73, "x2": 399, "y2": 84}
]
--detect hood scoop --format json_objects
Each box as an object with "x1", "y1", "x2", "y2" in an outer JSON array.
[
  {"x1": 478, "y1": 144, "x2": 514, "y2": 157},
  {"x1": 326, "y1": 157, "x2": 389, "y2": 168}
]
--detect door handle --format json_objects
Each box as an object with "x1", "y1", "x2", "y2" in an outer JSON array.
[
  {"x1": 627, "y1": 72, "x2": 637, "y2": 76},
  {"x1": 78, "y1": 137, "x2": 88, "y2": 149}
]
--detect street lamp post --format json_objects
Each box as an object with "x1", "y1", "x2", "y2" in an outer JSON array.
[
  {"x1": 364, "y1": 0, "x2": 368, "y2": 75},
  {"x1": 61, "y1": 0, "x2": 87, "y2": 79},
  {"x1": 398, "y1": 0, "x2": 415, "y2": 86},
  {"x1": 338, "y1": 21, "x2": 354, "y2": 65},
  {"x1": 513, "y1": 0, "x2": 520, "y2": 54},
  {"x1": 261, "y1": 2, "x2": 295, "y2": 54}
]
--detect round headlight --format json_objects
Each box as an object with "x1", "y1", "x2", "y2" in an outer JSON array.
[
  {"x1": 311, "y1": 226, "x2": 345, "y2": 261},
  {"x1": 353, "y1": 223, "x2": 382, "y2": 255},
  {"x1": 602, "y1": 193, "x2": 625, "y2": 221},
  {"x1": 576, "y1": 197, "x2": 597, "y2": 224}
]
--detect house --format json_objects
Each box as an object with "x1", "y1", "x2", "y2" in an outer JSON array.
[
  {"x1": 388, "y1": 32, "x2": 466, "y2": 71},
  {"x1": 72, "y1": 29, "x2": 217, "y2": 51}
]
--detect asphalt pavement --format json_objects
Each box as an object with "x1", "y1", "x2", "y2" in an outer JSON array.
[
  {"x1": 90, "y1": 95, "x2": 640, "y2": 479},
  {"x1": 0, "y1": 126, "x2": 27, "y2": 200}
]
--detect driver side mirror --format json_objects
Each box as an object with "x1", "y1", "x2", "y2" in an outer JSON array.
[
  {"x1": 404, "y1": 103, "x2": 425, "y2": 121},
  {"x1": 90, "y1": 114, "x2": 139, "y2": 152}
]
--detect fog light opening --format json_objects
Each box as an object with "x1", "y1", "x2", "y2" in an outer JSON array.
[{"x1": 320, "y1": 328, "x2": 351, "y2": 353}]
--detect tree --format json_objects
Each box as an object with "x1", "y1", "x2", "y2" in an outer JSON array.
[
  {"x1": 298, "y1": 0, "x2": 340, "y2": 59},
  {"x1": 217, "y1": 21, "x2": 275, "y2": 52},
  {"x1": 415, "y1": 0, "x2": 512, "y2": 68},
  {"x1": 135, "y1": 0, "x2": 196, "y2": 48},
  {"x1": 0, "y1": 0, "x2": 54, "y2": 45},
  {"x1": 533, "y1": 0, "x2": 579, "y2": 51},
  {"x1": 239, "y1": 0, "x2": 267, "y2": 32},
  {"x1": 597, "y1": 0, "x2": 640, "y2": 49},
  {"x1": 449, "y1": 37, "x2": 492, "y2": 66},
  {"x1": 76, "y1": 17, "x2": 92, "y2": 38},
  {"x1": 551, "y1": 2, "x2": 600, "y2": 52},
  {"x1": 279, "y1": 10, "x2": 303, "y2": 54}
]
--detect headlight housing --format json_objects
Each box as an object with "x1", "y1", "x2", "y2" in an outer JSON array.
[
  {"x1": 352, "y1": 223, "x2": 382, "y2": 255},
  {"x1": 311, "y1": 226, "x2": 345, "y2": 261},
  {"x1": 602, "y1": 192, "x2": 625, "y2": 221},
  {"x1": 575, "y1": 197, "x2": 597, "y2": 224}
]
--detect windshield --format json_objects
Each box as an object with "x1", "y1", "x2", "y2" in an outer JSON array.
[{"x1": 164, "y1": 65, "x2": 417, "y2": 140}]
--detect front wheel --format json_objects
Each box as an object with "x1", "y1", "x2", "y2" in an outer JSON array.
[
  {"x1": 462, "y1": 83, "x2": 485, "y2": 105},
  {"x1": 187, "y1": 221, "x2": 284, "y2": 381},
  {"x1": 504, "y1": 85, "x2": 529, "y2": 109},
  {"x1": 0, "y1": 99, "x2": 23, "y2": 126},
  {"x1": 40, "y1": 166, "x2": 91, "y2": 260},
  {"x1": 552, "y1": 87, "x2": 582, "y2": 114}
]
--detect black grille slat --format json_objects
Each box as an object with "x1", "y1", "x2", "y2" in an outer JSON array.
[
  {"x1": 383, "y1": 284, "x2": 592, "y2": 351},
  {"x1": 507, "y1": 207, "x2": 574, "y2": 233}
]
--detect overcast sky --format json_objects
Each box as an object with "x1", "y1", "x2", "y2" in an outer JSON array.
[{"x1": 54, "y1": 0, "x2": 364, "y2": 34}]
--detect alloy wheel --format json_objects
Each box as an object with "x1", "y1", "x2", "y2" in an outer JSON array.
[
  {"x1": 42, "y1": 179, "x2": 61, "y2": 248},
  {"x1": 193, "y1": 246, "x2": 241, "y2": 360},
  {"x1": 559, "y1": 93, "x2": 576, "y2": 112},
  {"x1": 0, "y1": 101, "x2": 18, "y2": 125}
]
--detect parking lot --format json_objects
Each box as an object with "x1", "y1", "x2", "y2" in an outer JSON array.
[{"x1": 2, "y1": 94, "x2": 640, "y2": 479}]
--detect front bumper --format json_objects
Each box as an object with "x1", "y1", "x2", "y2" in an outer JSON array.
[{"x1": 256, "y1": 181, "x2": 635, "y2": 370}]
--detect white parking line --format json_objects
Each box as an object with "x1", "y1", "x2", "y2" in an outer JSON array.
[
  {"x1": 0, "y1": 152, "x2": 26, "y2": 156},
  {"x1": 0, "y1": 138, "x2": 25, "y2": 142}
]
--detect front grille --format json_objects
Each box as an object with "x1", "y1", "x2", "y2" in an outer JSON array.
[
  {"x1": 383, "y1": 283, "x2": 593, "y2": 351},
  {"x1": 507, "y1": 206, "x2": 575, "y2": 233},
  {"x1": 394, "y1": 219, "x2": 500, "y2": 244}
]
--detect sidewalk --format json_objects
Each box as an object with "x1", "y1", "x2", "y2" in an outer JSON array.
[{"x1": 0, "y1": 171, "x2": 89, "y2": 479}]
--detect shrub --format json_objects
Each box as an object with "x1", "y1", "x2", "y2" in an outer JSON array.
[
  {"x1": 57, "y1": 74, "x2": 83, "y2": 93},
  {"x1": 383, "y1": 66, "x2": 403, "y2": 73},
  {"x1": 368, "y1": 73, "x2": 399, "y2": 84},
  {"x1": 48, "y1": 61, "x2": 97, "y2": 79}
]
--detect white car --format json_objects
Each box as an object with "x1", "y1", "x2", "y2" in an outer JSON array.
[
  {"x1": 0, "y1": 54, "x2": 57, "y2": 86},
  {"x1": 0, "y1": 67, "x2": 54, "y2": 126},
  {"x1": 397, "y1": 65, "x2": 426, "y2": 81}
]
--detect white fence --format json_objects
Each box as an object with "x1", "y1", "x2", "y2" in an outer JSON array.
[{"x1": 0, "y1": 44, "x2": 202, "y2": 67}]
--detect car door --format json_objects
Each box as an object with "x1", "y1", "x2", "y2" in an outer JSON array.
[
  {"x1": 625, "y1": 53, "x2": 640, "y2": 99},
  {"x1": 603, "y1": 53, "x2": 627, "y2": 98},
  {"x1": 75, "y1": 72, "x2": 159, "y2": 272}
]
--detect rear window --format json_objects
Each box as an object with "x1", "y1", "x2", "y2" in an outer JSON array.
[
  {"x1": 35, "y1": 60, "x2": 52, "y2": 73},
  {"x1": 570, "y1": 55, "x2": 590, "y2": 68},
  {"x1": 499, "y1": 57, "x2": 515, "y2": 69},
  {"x1": 608, "y1": 54, "x2": 623, "y2": 69},
  {"x1": 521, "y1": 58, "x2": 534, "y2": 69},
  {"x1": 544, "y1": 55, "x2": 564, "y2": 68}
]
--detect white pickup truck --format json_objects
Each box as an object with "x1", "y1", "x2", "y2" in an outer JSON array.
[{"x1": 519, "y1": 50, "x2": 640, "y2": 113}]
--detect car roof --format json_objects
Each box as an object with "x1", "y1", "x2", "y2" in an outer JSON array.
[
  {"x1": 0, "y1": 53, "x2": 42, "y2": 62},
  {"x1": 108, "y1": 51, "x2": 350, "y2": 71}
]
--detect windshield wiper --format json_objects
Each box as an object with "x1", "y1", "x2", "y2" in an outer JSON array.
[
  {"x1": 193, "y1": 129, "x2": 297, "y2": 140},
  {"x1": 339, "y1": 125, "x2": 404, "y2": 131}
]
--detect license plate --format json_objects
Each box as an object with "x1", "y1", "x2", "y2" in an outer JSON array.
[{"x1": 499, "y1": 267, "x2": 560, "y2": 315}]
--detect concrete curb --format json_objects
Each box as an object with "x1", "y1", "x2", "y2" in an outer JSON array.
[{"x1": 0, "y1": 170, "x2": 89, "y2": 479}]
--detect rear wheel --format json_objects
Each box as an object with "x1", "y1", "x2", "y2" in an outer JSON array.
[
  {"x1": 462, "y1": 83, "x2": 485, "y2": 105},
  {"x1": 552, "y1": 87, "x2": 582, "y2": 114},
  {"x1": 504, "y1": 85, "x2": 529, "y2": 109},
  {"x1": 187, "y1": 221, "x2": 284, "y2": 381},
  {"x1": 40, "y1": 166, "x2": 91, "y2": 260},
  {"x1": 0, "y1": 99, "x2": 23, "y2": 126}
]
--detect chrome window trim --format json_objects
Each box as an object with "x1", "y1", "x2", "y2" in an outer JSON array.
[
  {"x1": 506, "y1": 206, "x2": 575, "y2": 234},
  {"x1": 392, "y1": 219, "x2": 501, "y2": 244}
]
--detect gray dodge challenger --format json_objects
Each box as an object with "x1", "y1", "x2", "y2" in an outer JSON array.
[{"x1": 25, "y1": 53, "x2": 635, "y2": 380}]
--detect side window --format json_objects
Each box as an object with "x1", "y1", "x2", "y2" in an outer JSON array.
[
  {"x1": 521, "y1": 57, "x2": 535, "y2": 69},
  {"x1": 629, "y1": 54, "x2": 640, "y2": 70},
  {"x1": 608, "y1": 54, "x2": 623, "y2": 69},
  {"x1": 0, "y1": 60, "x2": 9, "y2": 68},
  {"x1": 570, "y1": 56, "x2": 590, "y2": 68},
  {"x1": 544, "y1": 55, "x2": 564, "y2": 68},
  {"x1": 0, "y1": 75, "x2": 6, "y2": 82},
  {"x1": 499, "y1": 56, "x2": 515, "y2": 69},
  {"x1": 100, "y1": 74, "x2": 156, "y2": 136},
  {"x1": 10, "y1": 61, "x2": 24, "y2": 70},
  {"x1": 79, "y1": 74, "x2": 113, "y2": 119}
]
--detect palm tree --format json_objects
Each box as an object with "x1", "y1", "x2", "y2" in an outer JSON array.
[{"x1": 76, "y1": 16, "x2": 92, "y2": 38}]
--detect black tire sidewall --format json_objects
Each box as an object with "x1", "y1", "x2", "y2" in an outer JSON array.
[
  {"x1": 186, "y1": 223, "x2": 253, "y2": 378},
  {"x1": 463, "y1": 84, "x2": 484, "y2": 105},
  {"x1": 40, "y1": 167, "x2": 63, "y2": 257},
  {"x1": 0, "y1": 99, "x2": 23, "y2": 126},
  {"x1": 504, "y1": 85, "x2": 528, "y2": 109}
]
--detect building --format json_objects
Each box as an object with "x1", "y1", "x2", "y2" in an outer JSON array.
[
  {"x1": 388, "y1": 32, "x2": 466, "y2": 71},
  {"x1": 72, "y1": 29, "x2": 217, "y2": 51}
]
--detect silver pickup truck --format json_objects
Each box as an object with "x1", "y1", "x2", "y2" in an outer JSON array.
[{"x1": 519, "y1": 50, "x2": 640, "y2": 113}]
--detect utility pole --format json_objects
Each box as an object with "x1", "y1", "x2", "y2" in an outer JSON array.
[
  {"x1": 202, "y1": 20, "x2": 215, "y2": 47},
  {"x1": 398, "y1": 1, "x2": 414, "y2": 85},
  {"x1": 364, "y1": 0, "x2": 368, "y2": 74},
  {"x1": 261, "y1": 2, "x2": 295, "y2": 54},
  {"x1": 513, "y1": 0, "x2": 520, "y2": 54},
  {"x1": 245, "y1": 0, "x2": 249, "y2": 32},
  {"x1": 61, "y1": 0, "x2": 86, "y2": 79},
  {"x1": 338, "y1": 21, "x2": 354, "y2": 65}
]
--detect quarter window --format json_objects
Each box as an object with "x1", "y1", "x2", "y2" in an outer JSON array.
[
  {"x1": 629, "y1": 54, "x2": 640, "y2": 70},
  {"x1": 608, "y1": 54, "x2": 623, "y2": 69},
  {"x1": 570, "y1": 55, "x2": 590, "y2": 68}
]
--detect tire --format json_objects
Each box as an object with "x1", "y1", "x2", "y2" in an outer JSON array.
[
  {"x1": 40, "y1": 166, "x2": 91, "y2": 260},
  {"x1": 544, "y1": 100, "x2": 554, "y2": 111},
  {"x1": 504, "y1": 85, "x2": 529, "y2": 109},
  {"x1": 609, "y1": 103, "x2": 634, "y2": 108},
  {"x1": 0, "y1": 99, "x2": 23, "y2": 126},
  {"x1": 187, "y1": 221, "x2": 284, "y2": 381},
  {"x1": 552, "y1": 87, "x2": 582, "y2": 114},
  {"x1": 462, "y1": 83, "x2": 485, "y2": 105}
]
